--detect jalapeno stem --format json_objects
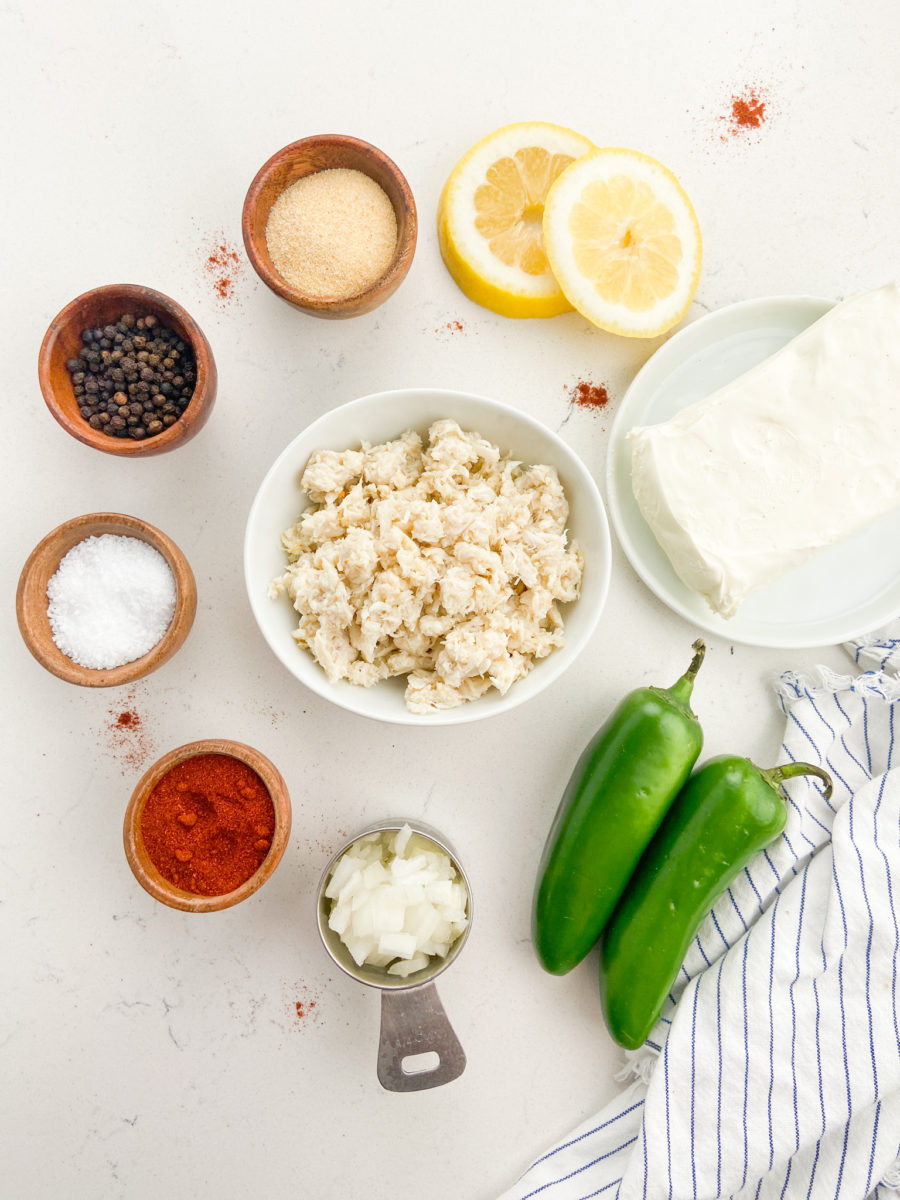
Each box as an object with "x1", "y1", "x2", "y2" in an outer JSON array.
[
  {"x1": 667, "y1": 639, "x2": 707, "y2": 706},
  {"x1": 762, "y1": 762, "x2": 833, "y2": 803}
]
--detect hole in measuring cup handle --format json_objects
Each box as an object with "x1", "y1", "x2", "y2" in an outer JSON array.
[
  {"x1": 401, "y1": 1051, "x2": 440, "y2": 1075},
  {"x1": 377, "y1": 982, "x2": 466, "y2": 1092}
]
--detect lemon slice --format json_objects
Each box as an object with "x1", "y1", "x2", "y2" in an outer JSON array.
[
  {"x1": 438, "y1": 122, "x2": 595, "y2": 318},
  {"x1": 543, "y1": 148, "x2": 702, "y2": 337}
]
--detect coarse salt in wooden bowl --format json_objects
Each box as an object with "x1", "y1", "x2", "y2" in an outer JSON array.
[
  {"x1": 38, "y1": 283, "x2": 217, "y2": 457},
  {"x1": 16, "y1": 512, "x2": 197, "y2": 687},
  {"x1": 242, "y1": 134, "x2": 418, "y2": 318},
  {"x1": 123, "y1": 739, "x2": 291, "y2": 913}
]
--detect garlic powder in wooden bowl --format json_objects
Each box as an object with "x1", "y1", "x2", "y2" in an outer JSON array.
[{"x1": 265, "y1": 168, "x2": 398, "y2": 299}]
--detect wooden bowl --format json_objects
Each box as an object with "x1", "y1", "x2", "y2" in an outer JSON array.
[
  {"x1": 16, "y1": 512, "x2": 197, "y2": 687},
  {"x1": 38, "y1": 284, "x2": 217, "y2": 456},
  {"x1": 123, "y1": 739, "x2": 291, "y2": 913},
  {"x1": 242, "y1": 134, "x2": 417, "y2": 318}
]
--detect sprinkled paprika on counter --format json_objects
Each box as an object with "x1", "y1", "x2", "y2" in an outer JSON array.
[{"x1": 140, "y1": 754, "x2": 275, "y2": 896}]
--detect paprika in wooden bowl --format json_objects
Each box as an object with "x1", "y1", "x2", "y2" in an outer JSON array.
[{"x1": 123, "y1": 739, "x2": 291, "y2": 912}]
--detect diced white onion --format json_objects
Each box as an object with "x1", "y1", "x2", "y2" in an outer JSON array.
[
  {"x1": 388, "y1": 952, "x2": 430, "y2": 977},
  {"x1": 378, "y1": 931, "x2": 418, "y2": 959},
  {"x1": 392, "y1": 825, "x2": 412, "y2": 856},
  {"x1": 325, "y1": 824, "x2": 468, "y2": 978},
  {"x1": 328, "y1": 903, "x2": 351, "y2": 937},
  {"x1": 362, "y1": 861, "x2": 389, "y2": 888},
  {"x1": 348, "y1": 935, "x2": 377, "y2": 967}
]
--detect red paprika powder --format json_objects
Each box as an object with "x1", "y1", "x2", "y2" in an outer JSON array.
[
  {"x1": 725, "y1": 88, "x2": 767, "y2": 135},
  {"x1": 202, "y1": 234, "x2": 243, "y2": 305},
  {"x1": 140, "y1": 754, "x2": 275, "y2": 896},
  {"x1": 569, "y1": 380, "x2": 611, "y2": 411}
]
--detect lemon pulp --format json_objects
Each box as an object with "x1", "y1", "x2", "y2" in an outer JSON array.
[
  {"x1": 438, "y1": 122, "x2": 595, "y2": 318},
  {"x1": 543, "y1": 147, "x2": 702, "y2": 337}
]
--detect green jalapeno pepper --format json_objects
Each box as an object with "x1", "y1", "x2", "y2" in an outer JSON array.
[
  {"x1": 599, "y1": 754, "x2": 833, "y2": 1049},
  {"x1": 533, "y1": 639, "x2": 706, "y2": 976}
]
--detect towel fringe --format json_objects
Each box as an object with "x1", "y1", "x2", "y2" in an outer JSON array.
[
  {"x1": 613, "y1": 1046, "x2": 658, "y2": 1087},
  {"x1": 773, "y1": 665, "x2": 900, "y2": 711},
  {"x1": 880, "y1": 1155, "x2": 900, "y2": 1190},
  {"x1": 847, "y1": 630, "x2": 900, "y2": 656}
]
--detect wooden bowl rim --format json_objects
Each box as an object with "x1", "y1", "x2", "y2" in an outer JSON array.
[
  {"x1": 15, "y1": 511, "x2": 197, "y2": 687},
  {"x1": 241, "y1": 133, "x2": 418, "y2": 315},
  {"x1": 123, "y1": 739, "x2": 292, "y2": 913},
  {"x1": 38, "y1": 283, "x2": 216, "y2": 456}
]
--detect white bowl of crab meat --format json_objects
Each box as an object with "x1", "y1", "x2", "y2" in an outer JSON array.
[{"x1": 244, "y1": 388, "x2": 611, "y2": 726}]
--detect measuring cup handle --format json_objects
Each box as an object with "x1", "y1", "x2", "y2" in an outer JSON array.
[{"x1": 377, "y1": 982, "x2": 466, "y2": 1091}]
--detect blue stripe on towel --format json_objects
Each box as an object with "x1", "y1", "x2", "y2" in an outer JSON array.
[{"x1": 499, "y1": 666, "x2": 900, "y2": 1200}]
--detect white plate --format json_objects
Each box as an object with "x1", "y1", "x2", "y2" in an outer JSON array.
[
  {"x1": 245, "y1": 388, "x2": 611, "y2": 725},
  {"x1": 607, "y1": 295, "x2": 900, "y2": 648}
]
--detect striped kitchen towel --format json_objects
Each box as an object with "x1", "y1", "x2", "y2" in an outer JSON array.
[
  {"x1": 848, "y1": 623, "x2": 900, "y2": 676},
  {"x1": 500, "y1": 651, "x2": 900, "y2": 1200}
]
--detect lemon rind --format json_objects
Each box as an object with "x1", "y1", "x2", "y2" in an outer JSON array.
[
  {"x1": 543, "y1": 146, "x2": 702, "y2": 338},
  {"x1": 438, "y1": 122, "x2": 595, "y2": 318}
]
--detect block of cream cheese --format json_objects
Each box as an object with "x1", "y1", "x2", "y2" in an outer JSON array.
[{"x1": 628, "y1": 283, "x2": 900, "y2": 617}]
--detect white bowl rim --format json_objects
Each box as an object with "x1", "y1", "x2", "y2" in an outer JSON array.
[{"x1": 243, "y1": 386, "x2": 611, "y2": 726}]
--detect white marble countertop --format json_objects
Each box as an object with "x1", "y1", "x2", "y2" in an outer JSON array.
[{"x1": 3, "y1": 1, "x2": 897, "y2": 1197}]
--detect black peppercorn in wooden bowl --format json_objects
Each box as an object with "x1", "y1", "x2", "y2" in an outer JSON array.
[{"x1": 38, "y1": 284, "x2": 217, "y2": 457}]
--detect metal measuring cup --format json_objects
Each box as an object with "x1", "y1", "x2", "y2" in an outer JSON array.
[{"x1": 316, "y1": 818, "x2": 473, "y2": 1092}]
